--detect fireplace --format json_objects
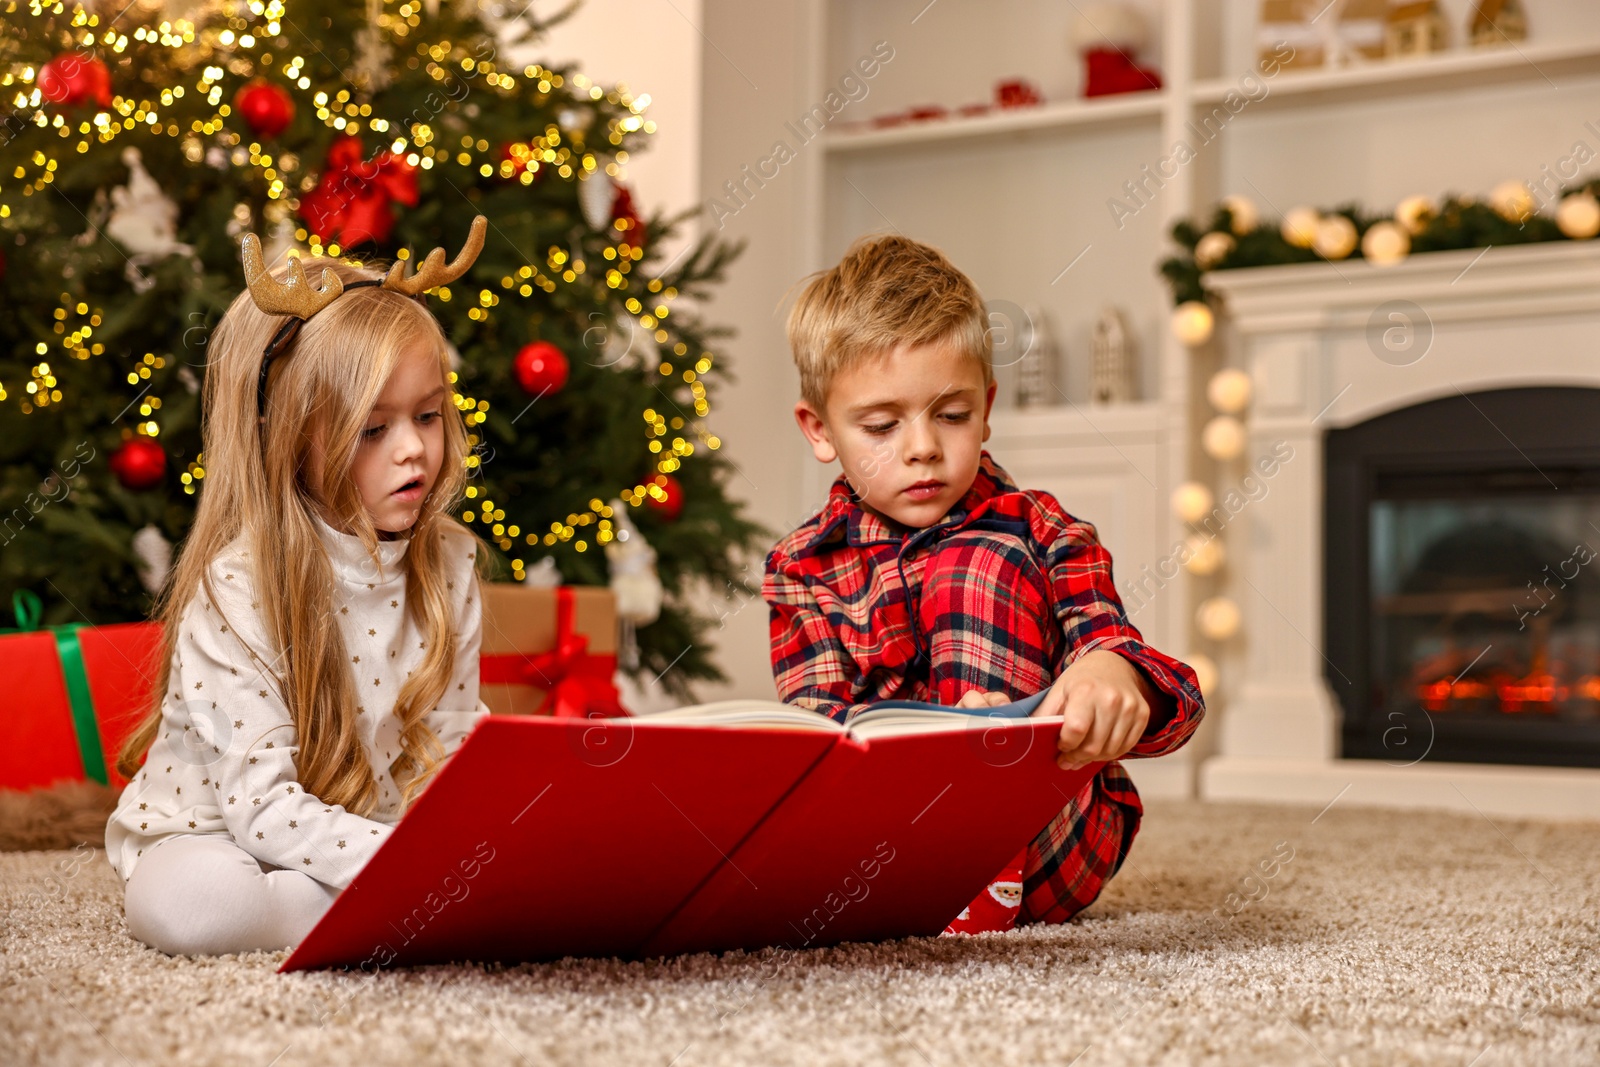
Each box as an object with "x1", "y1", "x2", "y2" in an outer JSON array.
[
  {"x1": 1195, "y1": 240, "x2": 1600, "y2": 818},
  {"x1": 1325, "y1": 387, "x2": 1600, "y2": 769}
]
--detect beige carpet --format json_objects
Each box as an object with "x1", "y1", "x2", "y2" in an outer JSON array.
[{"x1": 3, "y1": 797, "x2": 1597, "y2": 1066}]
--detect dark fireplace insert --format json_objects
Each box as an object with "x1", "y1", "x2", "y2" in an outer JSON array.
[{"x1": 1325, "y1": 386, "x2": 1600, "y2": 768}]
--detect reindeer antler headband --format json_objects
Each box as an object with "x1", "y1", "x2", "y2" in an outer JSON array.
[{"x1": 240, "y1": 215, "x2": 489, "y2": 416}]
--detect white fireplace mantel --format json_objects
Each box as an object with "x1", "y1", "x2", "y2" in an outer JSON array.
[{"x1": 1197, "y1": 241, "x2": 1600, "y2": 821}]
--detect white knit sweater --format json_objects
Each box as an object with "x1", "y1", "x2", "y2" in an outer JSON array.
[{"x1": 105, "y1": 518, "x2": 488, "y2": 890}]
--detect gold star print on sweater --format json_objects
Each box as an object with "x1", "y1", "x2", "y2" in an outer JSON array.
[{"x1": 104, "y1": 517, "x2": 489, "y2": 891}]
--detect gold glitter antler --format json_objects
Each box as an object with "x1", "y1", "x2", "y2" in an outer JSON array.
[
  {"x1": 382, "y1": 215, "x2": 489, "y2": 296},
  {"x1": 239, "y1": 233, "x2": 347, "y2": 319}
]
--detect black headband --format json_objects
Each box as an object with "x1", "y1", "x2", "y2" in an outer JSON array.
[{"x1": 255, "y1": 277, "x2": 387, "y2": 417}]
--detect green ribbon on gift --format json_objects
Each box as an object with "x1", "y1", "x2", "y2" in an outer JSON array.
[{"x1": 8, "y1": 590, "x2": 108, "y2": 785}]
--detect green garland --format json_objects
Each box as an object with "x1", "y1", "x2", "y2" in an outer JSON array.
[{"x1": 1160, "y1": 177, "x2": 1600, "y2": 307}]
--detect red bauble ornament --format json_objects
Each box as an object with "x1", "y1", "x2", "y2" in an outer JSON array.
[
  {"x1": 37, "y1": 52, "x2": 112, "y2": 109},
  {"x1": 110, "y1": 437, "x2": 166, "y2": 491},
  {"x1": 235, "y1": 79, "x2": 296, "y2": 139},
  {"x1": 513, "y1": 341, "x2": 570, "y2": 396},
  {"x1": 644, "y1": 474, "x2": 684, "y2": 521}
]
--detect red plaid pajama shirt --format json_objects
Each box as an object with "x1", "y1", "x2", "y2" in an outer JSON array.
[{"x1": 763, "y1": 452, "x2": 1205, "y2": 924}]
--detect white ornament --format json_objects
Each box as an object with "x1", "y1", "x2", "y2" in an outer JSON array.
[
  {"x1": 1206, "y1": 368, "x2": 1252, "y2": 414},
  {"x1": 1202, "y1": 415, "x2": 1247, "y2": 461},
  {"x1": 598, "y1": 312, "x2": 648, "y2": 369},
  {"x1": 1557, "y1": 193, "x2": 1600, "y2": 240},
  {"x1": 1395, "y1": 195, "x2": 1434, "y2": 234},
  {"x1": 352, "y1": 0, "x2": 394, "y2": 93},
  {"x1": 1187, "y1": 652, "x2": 1219, "y2": 698},
  {"x1": 131, "y1": 524, "x2": 172, "y2": 595},
  {"x1": 579, "y1": 174, "x2": 616, "y2": 230},
  {"x1": 1196, "y1": 596, "x2": 1241, "y2": 641},
  {"x1": 606, "y1": 499, "x2": 663, "y2": 673},
  {"x1": 1171, "y1": 301, "x2": 1214, "y2": 346},
  {"x1": 107, "y1": 147, "x2": 192, "y2": 260},
  {"x1": 1282, "y1": 206, "x2": 1321, "y2": 248},
  {"x1": 1171, "y1": 481, "x2": 1215, "y2": 524},
  {"x1": 1090, "y1": 305, "x2": 1134, "y2": 405},
  {"x1": 1313, "y1": 214, "x2": 1358, "y2": 260},
  {"x1": 1489, "y1": 179, "x2": 1534, "y2": 222},
  {"x1": 1183, "y1": 534, "x2": 1225, "y2": 576},
  {"x1": 1194, "y1": 231, "x2": 1236, "y2": 270},
  {"x1": 521, "y1": 556, "x2": 562, "y2": 587},
  {"x1": 1361, "y1": 220, "x2": 1411, "y2": 265},
  {"x1": 606, "y1": 500, "x2": 662, "y2": 626},
  {"x1": 1220, "y1": 194, "x2": 1258, "y2": 235}
]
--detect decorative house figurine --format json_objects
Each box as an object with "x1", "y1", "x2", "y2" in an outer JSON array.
[
  {"x1": 1331, "y1": 0, "x2": 1389, "y2": 66},
  {"x1": 1091, "y1": 306, "x2": 1137, "y2": 405},
  {"x1": 1468, "y1": 0, "x2": 1527, "y2": 47},
  {"x1": 1386, "y1": 1, "x2": 1448, "y2": 58},
  {"x1": 1258, "y1": 0, "x2": 1324, "y2": 70},
  {"x1": 1015, "y1": 305, "x2": 1056, "y2": 409}
]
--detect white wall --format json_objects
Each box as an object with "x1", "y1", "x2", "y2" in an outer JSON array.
[{"x1": 505, "y1": 0, "x2": 704, "y2": 265}]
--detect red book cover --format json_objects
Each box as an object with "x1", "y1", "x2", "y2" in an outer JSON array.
[
  {"x1": 281, "y1": 712, "x2": 1095, "y2": 972},
  {"x1": 643, "y1": 719, "x2": 1095, "y2": 957}
]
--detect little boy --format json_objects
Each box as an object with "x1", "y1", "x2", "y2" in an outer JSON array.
[{"x1": 763, "y1": 234, "x2": 1205, "y2": 933}]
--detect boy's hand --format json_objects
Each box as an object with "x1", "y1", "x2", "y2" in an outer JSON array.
[
  {"x1": 1032, "y1": 649, "x2": 1152, "y2": 770},
  {"x1": 954, "y1": 690, "x2": 1012, "y2": 709}
]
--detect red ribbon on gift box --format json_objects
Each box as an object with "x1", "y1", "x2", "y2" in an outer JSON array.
[{"x1": 479, "y1": 587, "x2": 627, "y2": 718}]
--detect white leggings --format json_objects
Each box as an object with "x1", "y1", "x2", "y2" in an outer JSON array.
[{"x1": 122, "y1": 834, "x2": 341, "y2": 956}]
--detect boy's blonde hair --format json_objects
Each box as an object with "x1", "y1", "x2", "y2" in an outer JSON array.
[
  {"x1": 786, "y1": 234, "x2": 992, "y2": 410},
  {"x1": 117, "y1": 255, "x2": 478, "y2": 815}
]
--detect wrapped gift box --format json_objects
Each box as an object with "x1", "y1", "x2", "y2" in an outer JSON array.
[
  {"x1": 479, "y1": 584, "x2": 626, "y2": 718},
  {"x1": 0, "y1": 616, "x2": 164, "y2": 791}
]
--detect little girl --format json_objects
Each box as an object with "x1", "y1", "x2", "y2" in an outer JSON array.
[{"x1": 106, "y1": 217, "x2": 493, "y2": 956}]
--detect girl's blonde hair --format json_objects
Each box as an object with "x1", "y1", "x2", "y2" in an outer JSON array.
[{"x1": 117, "y1": 255, "x2": 477, "y2": 815}]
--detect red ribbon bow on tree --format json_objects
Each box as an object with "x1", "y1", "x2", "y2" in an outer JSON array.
[{"x1": 299, "y1": 135, "x2": 419, "y2": 248}]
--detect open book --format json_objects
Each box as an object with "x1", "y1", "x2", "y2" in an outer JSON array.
[{"x1": 281, "y1": 692, "x2": 1095, "y2": 972}]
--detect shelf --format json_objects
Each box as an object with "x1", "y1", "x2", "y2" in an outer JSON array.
[
  {"x1": 1193, "y1": 39, "x2": 1600, "y2": 113},
  {"x1": 821, "y1": 92, "x2": 1164, "y2": 154}
]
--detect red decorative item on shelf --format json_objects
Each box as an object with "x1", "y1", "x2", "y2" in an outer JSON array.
[
  {"x1": 109, "y1": 437, "x2": 166, "y2": 490},
  {"x1": 644, "y1": 474, "x2": 684, "y2": 521},
  {"x1": 37, "y1": 52, "x2": 112, "y2": 109},
  {"x1": 299, "y1": 135, "x2": 419, "y2": 248},
  {"x1": 995, "y1": 80, "x2": 1043, "y2": 109},
  {"x1": 513, "y1": 341, "x2": 570, "y2": 397},
  {"x1": 1081, "y1": 48, "x2": 1163, "y2": 97},
  {"x1": 234, "y1": 79, "x2": 296, "y2": 139},
  {"x1": 610, "y1": 185, "x2": 646, "y2": 252}
]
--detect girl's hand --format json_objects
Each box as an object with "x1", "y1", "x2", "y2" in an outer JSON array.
[
  {"x1": 955, "y1": 690, "x2": 1013, "y2": 709},
  {"x1": 1031, "y1": 649, "x2": 1152, "y2": 770}
]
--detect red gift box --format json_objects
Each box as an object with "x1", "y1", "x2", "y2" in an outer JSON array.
[
  {"x1": 478, "y1": 585, "x2": 627, "y2": 719},
  {"x1": 0, "y1": 593, "x2": 163, "y2": 791}
]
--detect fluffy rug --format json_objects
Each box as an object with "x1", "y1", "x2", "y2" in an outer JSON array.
[{"x1": 3, "y1": 797, "x2": 1596, "y2": 1066}]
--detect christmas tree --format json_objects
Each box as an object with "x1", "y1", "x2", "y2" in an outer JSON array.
[{"x1": 0, "y1": 0, "x2": 762, "y2": 693}]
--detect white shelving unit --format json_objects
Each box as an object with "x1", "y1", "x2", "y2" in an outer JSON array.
[{"x1": 790, "y1": 0, "x2": 1600, "y2": 796}]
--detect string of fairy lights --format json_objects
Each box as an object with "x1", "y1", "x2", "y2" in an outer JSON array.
[{"x1": 2, "y1": 0, "x2": 723, "y2": 580}]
